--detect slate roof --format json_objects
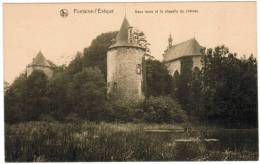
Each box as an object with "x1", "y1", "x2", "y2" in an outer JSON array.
[
  {"x1": 163, "y1": 38, "x2": 204, "y2": 62},
  {"x1": 29, "y1": 51, "x2": 54, "y2": 67},
  {"x1": 109, "y1": 17, "x2": 143, "y2": 49}
]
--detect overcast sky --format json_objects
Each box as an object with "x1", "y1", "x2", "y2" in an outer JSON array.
[{"x1": 4, "y1": 2, "x2": 256, "y2": 83}]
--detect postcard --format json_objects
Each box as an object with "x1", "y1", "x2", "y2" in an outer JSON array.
[{"x1": 3, "y1": 2, "x2": 257, "y2": 162}]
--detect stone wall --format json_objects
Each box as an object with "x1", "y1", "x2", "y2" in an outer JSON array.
[
  {"x1": 192, "y1": 56, "x2": 203, "y2": 70},
  {"x1": 166, "y1": 55, "x2": 203, "y2": 75},
  {"x1": 107, "y1": 47, "x2": 145, "y2": 103},
  {"x1": 166, "y1": 60, "x2": 181, "y2": 76}
]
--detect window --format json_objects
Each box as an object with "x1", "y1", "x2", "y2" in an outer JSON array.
[
  {"x1": 113, "y1": 82, "x2": 117, "y2": 89},
  {"x1": 136, "y1": 64, "x2": 142, "y2": 74}
]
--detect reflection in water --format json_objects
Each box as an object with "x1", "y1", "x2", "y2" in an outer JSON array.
[{"x1": 145, "y1": 128, "x2": 258, "y2": 152}]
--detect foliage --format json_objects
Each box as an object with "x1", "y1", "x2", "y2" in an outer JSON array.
[
  {"x1": 4, "y1": 81, "x2": 10, "y2": 93},
  {"x1": 25, "y1": 70, "x2": 50, "y2": 120},
  {"x1": 5, "y1": 74, "x2": 27, "y2": 123},
  {"x1": 109, "y1": 101, "x2": 143, "y2": 122},
  {"x1": 172, "y1": 56, "x2": 194, "y2": 112},
  {"x1": 68, "y1": 67, "x2": 108, "y2": 121},
  {"x1": 5, "y1": 122, "x2": 258, "y2": 162},
  {"x1": 187, "y1": 67, "x2": 205, "y2": 120},
  {"x1": 171, "y1": 45, "x2": 257, "y2": 127},
  {"x1": 145, "y1": 59, "x2": 173, "y2": 97},
  {"x1": 5, "y1": 71, "x2": 51, "y2": 123},
  {"x1": 142, "y1": 96, "x2": 187, "y2": 123},
  {"x1": 83, "y1": 31, "x2": 118, "y2": 77},
  {"x1": 200, "y1": 46, "x2": 257, "y2": 127},
  {"x1": 4, "y1": 30, "x2": 257, "y2": 128},
  {"x1": 133, "y1": 29, "x2": 151, "y2": 54},
  {"x1": 47, "y1": 71, "x2": 70, "y2": 120},
  {"x1": 66, "y1": 52, "x2": 84, "y2": 78}
]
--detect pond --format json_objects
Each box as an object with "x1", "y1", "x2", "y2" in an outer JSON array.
[
  {"x1": 205, "y1": 129, "x2": 258, "y2": 152},
  {"x1": 145, "y1": 128, "x2": 258, "y2": 152}
]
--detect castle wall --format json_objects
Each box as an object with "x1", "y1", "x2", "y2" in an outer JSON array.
[
  {"x1": 192, "y1": 56, "x2": 203, "y2": 70},
  {"x1": 107, "y1": 47, "x2": 145, "y2": 103},
  {"x1": 166, "y1": 56, "x2": 203, "y2": 76},
  {"x1": 166, "y1": 60, "x2": 181, "y2": 76},
  {"x1": 26, "y1": 66, "x2": 53, "y2": 79}
]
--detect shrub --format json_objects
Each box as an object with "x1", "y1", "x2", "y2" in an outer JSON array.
[
  {"x1": 39, "y1": 114, "x2": 55, "y2": 122},
  {"x1": 68, "y1": 67, "x2": 108, "y2": 121},
  {"x1": 109, "y1": 101, "x2": 143, "y2": 122},
  {"x1": 173, "y1": 141, "x2": 206, "y2": 161},
  {"x1": 142, "y1": 96, "x2": 187, "y2": 123}
]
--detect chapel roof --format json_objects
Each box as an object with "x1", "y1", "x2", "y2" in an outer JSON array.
[{"x1": 163, "y1": 38, "x2": 204, "y2": 62}]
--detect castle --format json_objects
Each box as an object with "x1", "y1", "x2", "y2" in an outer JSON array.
[
  {"x1": 107, "y1": 17, "x2": 205, "y2": 103},
  {"x1": 107, "y1": 17, "x2": 146, "y2": 103},
  {"x1": 25, "y1": 18, "x2": 204, "y2": 104},
  {"x1": 163, "y1": 35, "x2": 204, "y2": 76},
  {"x1": 26, "y1": 51, "x2": 55, "y2": 79}
]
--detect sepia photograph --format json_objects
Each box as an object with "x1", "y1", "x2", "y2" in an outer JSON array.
[{"x1": 3, "y1": 2, "x2": 258, "y2": 162}]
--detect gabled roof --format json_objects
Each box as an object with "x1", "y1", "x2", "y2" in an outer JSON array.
[
  {"x1": 29, "y1": 51, "x2": 53, "y2": 67},
  {"x1": 109, "y1": 17, "x2": 143, "y2": 49},
  {"x1": 163, "y1": 38, "x2": 204, "y2": 62}
]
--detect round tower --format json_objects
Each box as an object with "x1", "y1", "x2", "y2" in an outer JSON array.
[
  {"x1": 26, "y1": 51, "x2": 54, "y2": 79},
  {"x1": 107, "y1": 17, "x2": 146, "y2": 103}
]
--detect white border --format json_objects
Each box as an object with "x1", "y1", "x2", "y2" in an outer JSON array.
[{"x1": 0, "y1": 0, "x2": 259, "y2": 164}]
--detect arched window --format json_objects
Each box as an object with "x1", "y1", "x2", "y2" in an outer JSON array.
[
  {"x1": 173, "y1": 70, "x2": 180, "y2": 78},
  {"x1": 193, "y1": 67, "x2": 200, "y2": 79},
  {"x1": 193, "y1": 66, "x2": 200, "y2": 72}
]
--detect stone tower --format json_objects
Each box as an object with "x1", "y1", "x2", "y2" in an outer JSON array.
[
  {"x1": 107, "y1": 17, "x2": 146, "y2": 103},
  {"x1": 26, "y1": 51, "x2": 54, "y2": 79}
]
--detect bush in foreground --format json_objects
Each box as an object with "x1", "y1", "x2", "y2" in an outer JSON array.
[{"x1": 142, "y1": 96, "x2": 187, "y2": 123}]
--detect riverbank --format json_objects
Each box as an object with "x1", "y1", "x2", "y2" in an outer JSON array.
[{"x1": 5, "y1": 121, "x2": 258, "y2": 161}]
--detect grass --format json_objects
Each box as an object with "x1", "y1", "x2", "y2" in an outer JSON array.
[{"x1": 5, "y1": 121, "x2": 258, "y2": 162}]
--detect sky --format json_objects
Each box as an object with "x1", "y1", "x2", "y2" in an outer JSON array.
[{"x1": 3, "y1": 2, "x2": 257, "y2": 83}]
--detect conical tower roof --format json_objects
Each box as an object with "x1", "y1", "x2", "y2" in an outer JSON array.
[
  {"x1": 29, "y1": 51, "x2": 51, "y2": 67},
  {"x1": 109, "y1": 17, "x2": 144, "y2": 49},
  {"x1": 116, "y1": 17, "x2": 130, "y2": 44}
]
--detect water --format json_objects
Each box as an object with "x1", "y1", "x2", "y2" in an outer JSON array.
[
  {"x1": 145, "y1": 128, "x2": 258, "y2": 152},
  {"x1": 205, "y1": 129, "x2": 258, "y2": 152}
]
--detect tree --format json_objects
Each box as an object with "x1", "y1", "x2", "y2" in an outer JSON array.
[
  {"x1": 177, "y1": 57, "x2": 193, "y2": 109},
  {"x1": 26, "y1": 70, "x2": 50, "y2": 120},
  {"x1": 187, "y1": 67, "x2": 205, "y2": 121},
  {"x1": 5, "y1": 74, "x2": 27, "y2": 123},
  {"x1": 66, "y1": 52, "x2": 84, "y2": 78},
  {"x1": 201, "y1": 46, "x2": 257, "y2": 127},
  {"x1": 142, "y1": 96, "x2": 187, "y2": 123},
  {"x1": 238, "y1": 55, "x2": 257, "y2": 127},
  {"x1": 133, "y1": 29, "x2": 151, "y2": 54},
  {"x1": 171, "y1": 70, "x2": 180, "y2": 99},
  {"x1": 4, "y1": 81, "x2": 10, "y2": 93},
  {"x1": 83, "y1": 31, "x2": 118, "y2": 78},
  {"x1": 145, "y1": 59, "x2": 173, "y2": 97},
  {"x1": 68, "y1": 67, "x2": 108, "y2": 121},
  {"x1": 47, "y1": 71, "x2": 70, "y2": 120}
]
